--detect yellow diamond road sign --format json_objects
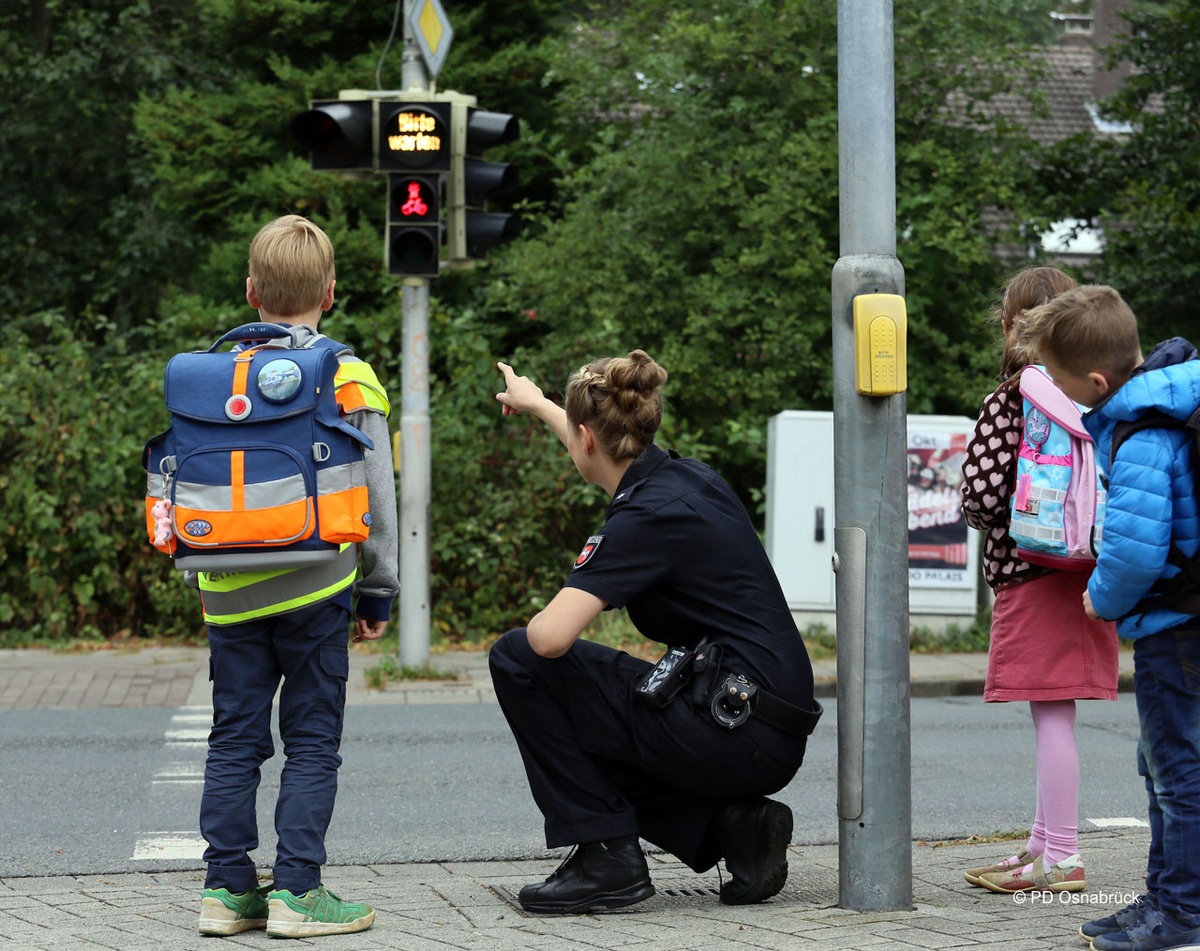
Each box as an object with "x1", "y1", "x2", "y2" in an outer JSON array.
[{"x1": 407, "y1": 0, "x2": 453, "y2": 79}]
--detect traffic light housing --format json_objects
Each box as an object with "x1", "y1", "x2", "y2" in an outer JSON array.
[
  {"x1": 378, "y1": 101, "x2": 450, "y2": 276},
  {"x1": 289, "y1": 91, "x2": 520, "y2": 276},
  {"x1": 289, "y1": 100, "x2": 374, "y2": 170},
  {"x1": 386, "y1": 173, "x2": 441, "y2": 277},
  {"x1": 377, "y1": 101, "x2": 451, "y2": 173},
  {"x1": 291, "y1": 98, "x2": 452, "y2": 174},
  {"x1": 448, "y1": 104, "x2": 521, "y2": 263}
]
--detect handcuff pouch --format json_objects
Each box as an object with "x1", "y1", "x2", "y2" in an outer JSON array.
[{"x1": 710, "y1": 672, "x2": 757, "y2": 729}]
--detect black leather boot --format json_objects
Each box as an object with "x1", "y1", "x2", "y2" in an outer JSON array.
[
  {"x1": 713, "y1": 797, "x2": 793, "y2": 905},
  {"x1": 517, "y1": 837, "x2": 655, "y2": 914}
]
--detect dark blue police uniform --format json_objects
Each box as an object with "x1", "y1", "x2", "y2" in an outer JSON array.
[{"x1": 489, "y1": 444, "x2": 817, "y2": 872}]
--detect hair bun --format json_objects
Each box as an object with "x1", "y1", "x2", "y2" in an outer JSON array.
[
  {"x1": 565, "y1": 350, "x2": 668, "y2": 461},
  {"x1": 605, "y1": 349, "x2": 668, "y2": 394}
]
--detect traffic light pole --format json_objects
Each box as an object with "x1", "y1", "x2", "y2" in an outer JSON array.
[
  {"x1": 398, "y1": 279, "x2": 432, "y2": 668},
  {"x1": 289, "y1": 5, "x2": 486, "y2": 665},
  {"x1": 832, "y1": 0, "x2": 912, "y2": 911},
  {"x1": 398, "y1": 6, "x2": 433, "y2": 667}
]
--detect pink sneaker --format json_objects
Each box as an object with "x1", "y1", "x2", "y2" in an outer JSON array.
[
  {"x1": 964, "y1": 850, "x2": 1034, "y2": 887},
  {"x1": 977, "y1": 854, "x2": 1086, "y2": 894}
]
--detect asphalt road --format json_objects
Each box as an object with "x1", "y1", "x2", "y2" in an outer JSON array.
[{"x1": 0, "y1": 694, "x2": 1146, "y2": 879}]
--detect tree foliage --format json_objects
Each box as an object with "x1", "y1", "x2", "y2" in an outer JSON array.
[
  {"x1": 1046, "y1": 0, "x2": 1200, "y2": 344},
  {"x1": 0, "y1": 0, "x2": 212, "y2": 331},
  {"x1": 3, "y1": 0, "x2": 1192, "y2": 643},
  {"x1": 490, "y1": 0, "x2": 1058, "y2": 497}
]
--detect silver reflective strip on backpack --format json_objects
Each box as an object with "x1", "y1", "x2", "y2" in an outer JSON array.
[
  {"x1": 243, "y1": 472, "x2": 308, "y2": 509},
  {"x1": 315, "y1": 459, "x2": 367, "y2": 495},
  {"x1": 174, "y1": 471, "x2": 308, "y2": 511}
]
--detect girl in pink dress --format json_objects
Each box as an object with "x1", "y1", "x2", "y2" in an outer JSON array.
[{"x1": 959, "y1": 266, "x2": 1119, "y2": 894}]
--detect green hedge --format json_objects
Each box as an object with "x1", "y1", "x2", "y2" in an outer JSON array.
[
  {"x1": 0, "y1": 307, "x2": 616, "y2": 647},
  {"x1": 0, "y1": 312, "x2": 197, "y2": 643}
]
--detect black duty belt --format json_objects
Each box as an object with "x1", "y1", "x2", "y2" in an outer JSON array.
[
  {"x1": 710, "y1": 672, "x2": 823, "y2": 737},
  {"x1": 635, "y1": 639, "x2": 823, "y2": 738}
]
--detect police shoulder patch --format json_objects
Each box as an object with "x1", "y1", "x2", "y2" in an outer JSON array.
[{"x1": 572, "y1": 535, "x2": 604, "y2": 570}]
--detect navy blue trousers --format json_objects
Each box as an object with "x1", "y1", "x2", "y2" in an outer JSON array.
[
  {"x1": 200, "y1": 600, "x2": 351, "y2": 893},
  {"x1": 489, "y1": 629, "x2": 807, "y2": 872},
  {"x1": 1134, "y1": 625, "x2": 1200, "y2": 926}
]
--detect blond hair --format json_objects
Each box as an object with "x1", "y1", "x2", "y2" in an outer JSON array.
[
  {"x1": 994, "y1": 266, "x2": 1078, "y2": 378},
  {"x1": 1019, "y1": 284, "x2": 1142, "y2": 380},
  {"x1": 565, "y1": 350, "x2": 668, "y2": 460},
  {"x1": 247, "y1": 215, "x2": 335, "y2": 317}
]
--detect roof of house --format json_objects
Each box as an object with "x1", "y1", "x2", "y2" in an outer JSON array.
[{"x1": 991, "y1": 44, "x2": 1100, "y2": 145}]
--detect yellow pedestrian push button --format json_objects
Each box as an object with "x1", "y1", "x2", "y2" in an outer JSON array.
[{"x1": 853, "y1": 293, "x2": 907, "y2": 396}]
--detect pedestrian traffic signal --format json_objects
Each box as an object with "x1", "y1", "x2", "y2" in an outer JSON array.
[
  {"x1": 289, "y1": 92, "x2": 520, "y2": 277},
  {"x1": 447, "y1": 105, "x2": 521, "y2": 263},
  {"x1": 378, "y1": 101, "x2": 451, "y2": 173},
  {"x1": 289, "y1": 99, "x2": 374, "y2": 171},
  {"x1": 386, "y1": 173, "x2": 442, "y2": 277}
]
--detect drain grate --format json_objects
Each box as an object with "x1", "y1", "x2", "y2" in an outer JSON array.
[{"x1": 659, "y1": 884, "x2": 722, "y2": 899}]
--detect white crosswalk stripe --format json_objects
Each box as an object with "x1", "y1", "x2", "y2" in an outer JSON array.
[
  {"x1": 131, "y1": 705, "x2": 212, "y2": 861},
  {"x1": 1086, "y1": 816, "x2": 1150, "y2": 828}
]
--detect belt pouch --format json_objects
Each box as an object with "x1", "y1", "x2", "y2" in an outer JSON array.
[{"x1": 634, "y1": 645, "x2": 696, "y2": 708}]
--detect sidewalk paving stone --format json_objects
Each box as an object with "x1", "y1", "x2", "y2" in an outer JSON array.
[
  {"x1": 0, "y1": 643, "x2": 1146, "y2": 949},
  {"x1": 0, "y1": 828, "x2": 1154, "y2": 950}
]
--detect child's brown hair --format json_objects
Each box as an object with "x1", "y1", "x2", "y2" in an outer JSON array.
[
  {"x1": 247, "y1": 215, "x2": 335, "y2": 317},
  {"x1": 994, "y1": 266, "x2": 1078, "y2": 379},
  {"x1": 1020, "y1": 284, "x2": 1142, "y2": 381}
]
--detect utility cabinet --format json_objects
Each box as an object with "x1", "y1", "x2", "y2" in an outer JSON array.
[{"x1": 765, "y1": 410, "x2": 981, "y2": 635}]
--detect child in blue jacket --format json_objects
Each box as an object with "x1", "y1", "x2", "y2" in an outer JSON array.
[{"x1": 1022, "y1": 284, "x2": 1200, "y2": 951}]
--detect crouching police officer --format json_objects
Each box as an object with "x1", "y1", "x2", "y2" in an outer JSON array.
[{"x1": 489, "y1": 350, "x2": 821, "y2": 915}]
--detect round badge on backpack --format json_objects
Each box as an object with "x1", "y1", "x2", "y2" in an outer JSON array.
[
  {"x1": 258, "y1": 359, "x2": 303, "y2": 403},
  {"x1": 1025, "y1": 408, "x2": 1051, "y2": 449}
]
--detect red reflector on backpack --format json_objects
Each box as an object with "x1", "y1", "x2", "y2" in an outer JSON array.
[{"x1": 225, "y1": 395, "x2": 252, "y2": 420}]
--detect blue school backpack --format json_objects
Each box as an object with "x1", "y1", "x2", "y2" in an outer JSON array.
[
  {"x1": 142, "y1": 323, "x2": 377, "y2": 571},
  {"x1": 1009, "y1": 365, "x2": 1105, "y2": 570}
]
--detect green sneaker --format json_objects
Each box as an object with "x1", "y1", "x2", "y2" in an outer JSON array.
[
  {"x1": 197, "y1": 886, "x2": 269, "y2": 935},
  {"x1": 265, "y1": 884, "x2": 375, "y2": 938}
]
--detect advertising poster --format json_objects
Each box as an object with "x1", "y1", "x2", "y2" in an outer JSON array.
[{"x1": 907, "y1": 428, "x2": 972, "y2": 589}]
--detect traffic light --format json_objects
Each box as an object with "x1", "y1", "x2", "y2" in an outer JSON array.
[
  {"x1": 289, "y1": 99, "x2": 374, "y2": 171},
  {"x1": 290, "y1": 99, "x2": 453, "y2": 174},
  {"x1": 379, "y1": 102, "x2": 450, "y2": 277},
  {"x1": 377, "y1": 101, "x2": 451, "y2": 173},
  {"x1": 447, "y1": 104, "x2": 521, "y2": 263},
  {"x1": 386, "y1": 173, "x2": 441, "y2": 277},
  {"x1": 289, "y1": 92, "x2": 519, "y2": 276}
]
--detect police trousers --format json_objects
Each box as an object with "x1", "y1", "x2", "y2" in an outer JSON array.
[
  {"x1": 200, "y1": 599, "x2": 351, "y2": 893},
  {"x1": 489, "y1": 628, "x2": 807, "y2": 872}
]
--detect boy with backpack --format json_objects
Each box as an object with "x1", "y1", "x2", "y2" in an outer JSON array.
[
  {"x1": 1021, "y1": 284, "x2": 1200, "y2": 951},
  {"x1": 175, "y1": 216, "x2": 398, "y2": 937}
]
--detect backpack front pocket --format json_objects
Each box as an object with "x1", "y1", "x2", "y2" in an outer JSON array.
[{"x1": 171, "y1": 445, "x2": 316, "y2": 548}]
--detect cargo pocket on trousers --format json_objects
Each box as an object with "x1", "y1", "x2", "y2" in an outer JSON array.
[
  {"x1": 319, "y1": 646, "x2": 350, "y2": 707},
  {"x1": 319, "y1": 646, "x2": 350, "y2": 680}
]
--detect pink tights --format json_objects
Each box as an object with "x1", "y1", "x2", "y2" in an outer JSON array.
[{"x1": 1024, "y1": 699, "x2": 1080, "y2": 865}]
